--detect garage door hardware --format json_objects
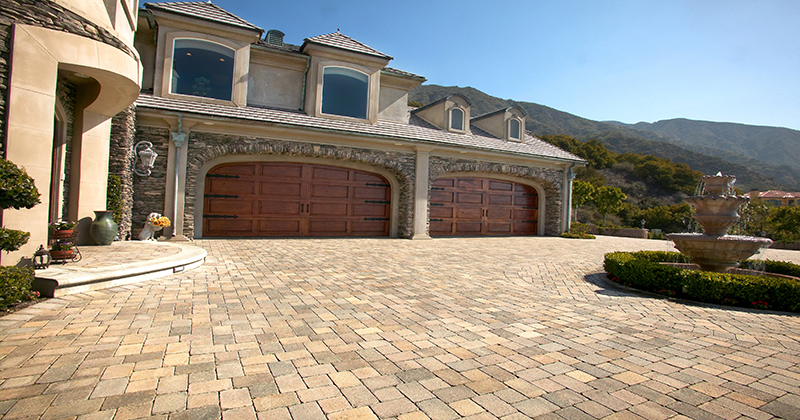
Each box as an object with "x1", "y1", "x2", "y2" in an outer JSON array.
[
  {"x1": 363, "y1": 217, "x2": 389, "y2": 221},
  {"x1": 522, "y1": 206, "x2": 536, "y2": 209},
  {"x1": 430, "y1": 187, "x2": 445, "y2": 191},
  {"x1": 522, "y1": 220, "x2": 536, "y2": 223},
  {"x1": 364, "y1": 200, "x2": 390, "y2": 204},
  {"x1": 430, "y1": 218, "x2": 444, "y2": 222},
  {"x1": 206, "y1": 173, "x2": 240, "y2": 179},
  {"x1": 365, "y1": 182, "x2": 390, "y2": 187},
  {"x1": 203, "y1": 214, "x2": 239, "y2": 219},
  {"x1": 206, "y1": 194, "x2": 240, "y2": 199},
  {"x1": 430, "y1": 203, "x2": 444, "y2": 206}
]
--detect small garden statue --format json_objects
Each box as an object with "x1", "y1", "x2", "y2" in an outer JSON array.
[{"x1": 138, "y1": 213, "x2": 171, "y2": 241}]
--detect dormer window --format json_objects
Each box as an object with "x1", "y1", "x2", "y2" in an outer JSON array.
[
  {"x1": 449, "y1": 107, "x2": 465, "y2": 132},
  {"x1": 171, "y1": 39, "x2": 235, "y2": 101},
  {"x1": 321, "y1": 67, "x2": 369, "y2": 119},
  {"x1": 508, "y1": 118, "x2": 522, "y2": 141}
]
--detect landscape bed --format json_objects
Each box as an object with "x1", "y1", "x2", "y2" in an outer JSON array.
[{"x1": 604, "y1": 251, "x2": 800, "y2": 312}]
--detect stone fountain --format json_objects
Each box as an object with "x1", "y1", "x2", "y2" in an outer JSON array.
[{"x1": 667, "y1": 173, "x2": 772, "y2": 272}]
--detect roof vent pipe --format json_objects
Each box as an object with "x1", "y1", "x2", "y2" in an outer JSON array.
[{"x1": 266, "y1": 29, "x2": 285, "y2": 45}]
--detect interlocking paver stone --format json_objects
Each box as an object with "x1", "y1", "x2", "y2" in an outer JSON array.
[{"x1": 0, "y1": 236, "x2": 798, "y2": 419}]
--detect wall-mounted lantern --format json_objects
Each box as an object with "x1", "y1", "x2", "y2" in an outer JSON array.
[{"x1": 134, "y1": 141, "x2": 158, "y2": 176}]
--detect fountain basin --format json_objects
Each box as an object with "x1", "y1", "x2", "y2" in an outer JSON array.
[{"x1": 667, "y1": 233, "x2": 773, "y2": 273}]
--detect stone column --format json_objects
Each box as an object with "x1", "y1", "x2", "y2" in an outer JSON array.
[
  {"x1": 411, "y1": 146, "x2": 434, "y2": 239},
  {"x1": 164, "y1": 116, "x2": 192, "y2": 240}
]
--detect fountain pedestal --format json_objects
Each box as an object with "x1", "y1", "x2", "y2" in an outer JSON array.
[{"x1": 666, "y1": 174, "x2": 771, "y2": 273}]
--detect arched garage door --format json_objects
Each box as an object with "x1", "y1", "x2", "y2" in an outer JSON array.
[
  {"x1": 203, "y1": 162, "x2": 391, "y2": 237},
  {"x1": 429, "y1": 177, "x2": 538, "y2": 236}
]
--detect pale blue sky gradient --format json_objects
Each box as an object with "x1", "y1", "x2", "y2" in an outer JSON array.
[{"x1": 147, "y1": 0, "x2": 800, "y2": 130}]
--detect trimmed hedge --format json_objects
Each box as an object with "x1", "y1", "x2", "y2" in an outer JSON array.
[
  {"x1": 604, "y1": 251, "x2": 800, "y2": 312},
  {"x1": 0, "y1": 267, "x2": 37, "y2": 309}
]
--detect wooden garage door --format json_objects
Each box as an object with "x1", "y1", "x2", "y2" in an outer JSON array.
[
  {"x1": 203, "y1": 162, "x2": 390, "y2": 237},
  {"x1": 429, "y1": 177, "x2": 538, "y2": 236}
]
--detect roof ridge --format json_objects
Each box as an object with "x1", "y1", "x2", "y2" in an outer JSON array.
[
  {"x1": 303, "y1": 31, "x2": 392, "y2": 60},
  {"x1": 144, "y1": 1, "x2": 262, "y2": 33}
]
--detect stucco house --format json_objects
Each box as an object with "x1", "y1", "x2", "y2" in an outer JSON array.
[
  {"x1": 1, "y1": 0, "x2": 141, "y2": 265},
  {"x1": 1, "y1": 0, "x2": 584, "y2": 268},
  {"x1": 129, "y1": 1, "x2": 584, "y2": 241}
]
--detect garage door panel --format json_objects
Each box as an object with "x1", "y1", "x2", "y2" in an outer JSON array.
[
  {"x1": 309, "y1": 220, "x2": 348, "y2": 234},
  {"x1": 312, "y1": 167, "x2": 350, "y2": 181},
  {"x1": 487, "y1": 223, "x2": 512, "y2": 233},
  {"x1": 513, "y1": 222, "x2": 538, "y2": 234},
  {"x1": 433, "y1": 178, "x2": 455, "y2": 188},
  {"x1": 489, "y1": 181, "x2": 513, "y2": 191},
  {"x1": 455, "y1": 222, "x2": 482, "y2": 234},
  {"x1": 208, "y1": 179, "x2": 255, "y2": 195},
  {"x1": 311, "y1": 184, "x2": 349, "y2": 198},
  {"x1": 208, "y1": 200, "x2": 253, "y2": 214},
  {"x1": 213, "y1": 164, "x2": 256, "y2": 175},
  {"x1": 514, "y1": 195, "x2": 538, "y2": 206},
  {"x1": 354, "y1": 172, "x2": 385, "y2": 183},
  {"x1": 430, "y1": 222, "x2": 453, "y2": 233},
  {"x1": 456, "y1": 207, "x2": 482, "y2": 219},
  {"x1": 353, "y1": 204, "x2": 388, "y2": 216},
  {"x1": 261, "y1": 181, "x2": 301, "y2": 196},
  {"x1": 207, "y1": 219, "x2": 252, "y2": 233},
  {"x1": 353, "y1": 187, "x2": 388, "y2": 199},
  {"x1": 258, "y1": 219, "x2": 302, "y2": 235},
  {"x1": 261, "y1": 164, "x2": 302, "y2": 178},
  {"x1": 312, "y1": 203, "x2": 349, "y2": 216},
  {"x1": 352, "y1": 221, "x2": 388, "y2": 234},
  {"x1": 430, "y1": 207, "x2": 453, "y2": 218},
  {"x1": 457, "y1": 193, "x2": 483, "y2": 204},
  {"x1": 260, "y1": 201, "x2": 301, "y2": 215},
  {"x1": 488, "y1": 194, "x2": 512, "y2": 205},
  {"x1": 487, "y1": 208, "x2": 512, "y2": 219},
  {"x1": 430, "y1": 192, "x2": 453, "y2": 203},
  {"x1": 457, "y1": 178, "x2": 483, "y2": 189},
  {"x1": 513, "y1": 209, "x2": 538, "y2": 219}
]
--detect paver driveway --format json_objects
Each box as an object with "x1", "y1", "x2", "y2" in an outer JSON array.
[{"x1": 1, "y1": 236, "x2": 799, "y2": 420}]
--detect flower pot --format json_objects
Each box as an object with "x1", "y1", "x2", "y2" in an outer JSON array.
[
  {"x1": 50, "y1": 229, "x2": 74, "y2": 240},
  {"x1": 50, "y1": 249, "x2": 74, "y2": 260},
  {"x1": 90, "y1": 211, "x2": 118, "y2": 245}
]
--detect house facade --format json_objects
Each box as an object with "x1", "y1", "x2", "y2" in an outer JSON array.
[
  {"x1": 129, "y1": 1, "x2": 584, "y2": 241},
  {"x1": 749, "y1": 190, "x2": 800, "y2": 207},
  {"x1": 1, "y1": 0, "x2": 141, "y2": 265}
]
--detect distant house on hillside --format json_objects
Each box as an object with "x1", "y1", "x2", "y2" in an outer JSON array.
[{"x1": 749, "y1": 190, "x2": 800, "y2": 206}]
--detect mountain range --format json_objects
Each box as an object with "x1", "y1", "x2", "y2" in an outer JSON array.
[{"x1": 408, "y1": 85, "x2": 800, "y2": 191}]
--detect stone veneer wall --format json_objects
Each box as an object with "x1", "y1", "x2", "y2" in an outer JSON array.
[
  {"x1": 429, "y1": 157, "x2": 565, "y2": 236},
  {"x1": 55, "y1": 74, "x2": 75, "y2": 220},
  {"x1": 184, "y1": 133, "x2": 417, "y2": 238},
  {"x1": 131, "y1": 126, "x2": 170, "y2": 239},
  {"x1": 109, "y1": 105, "x2": 136, "y2": 239},
  {"x1": 0, "y1": 0, "x2": 137, "y2": 152}
]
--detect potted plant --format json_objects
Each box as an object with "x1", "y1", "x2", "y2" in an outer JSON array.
[
  {"x1": 49, "y1": 241, "x2": 74, "y2": 260},
  {"x1": 49, "y1": 220, "x2": 77, "y2": 240}
]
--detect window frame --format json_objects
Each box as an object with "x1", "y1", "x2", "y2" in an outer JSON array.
[
  {"x1": 508, "y1": 117, "x2": 522, "y2": 141},
  {"x1": 169, "y1": 38, "x2": 236, "y2": 101},
  {"x1": 320, "y1": 66, "x2": 370, "y2": 120},
  {"x1": 448, "y1": 106, "x2": 466, "y2": 132}
]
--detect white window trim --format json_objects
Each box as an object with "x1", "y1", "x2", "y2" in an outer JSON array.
[
  {"x1": 319, "y1": 65, "x2": 371, "y2": 121},
  {"x1": 169, "y1": 38, "x2": 236, "y2": 101},
  {"x1": 448, "y1": 106, "x2": 466, "y2": 133}
]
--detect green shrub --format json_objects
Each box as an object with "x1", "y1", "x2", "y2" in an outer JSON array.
[
  {"x1": 0, "y1": 267, "x2": 37, "y2": 309},
  {"x1": 604, "y1": 251, "x2": 800, "y2": 312},
  {"x1": 0, "y1": 227, "x2": 31, "y2": 252},
  {"x1": 0, "y1": 159, "x2": 40, "y2": 253},
  {"x1": 562, "y1": 223, "x2": 596, "y2": 239}
]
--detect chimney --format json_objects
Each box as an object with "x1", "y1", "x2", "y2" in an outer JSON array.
[{"x1": 266, "y1": 30, "x2": 285, "y2": 46}]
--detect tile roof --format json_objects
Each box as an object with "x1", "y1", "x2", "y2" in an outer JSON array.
[
  {"x1": 254, "y1": 39, "x2": 302, "y2": 53},
  {"x1": 758, "y1": 190, "x2": 800, "y2": 199},
  {"x1": 136, "y1": 94, "x2": 584, "y2": 164},
  {"x1": 144, "y1": 2, "x2": 262, "y2": 33},
  {"x1": 303, "y1": 32, "x2": 392, "y2": 60},
  {"x1": 382, "y1": 67, "x2": 425, "y2": 81}
]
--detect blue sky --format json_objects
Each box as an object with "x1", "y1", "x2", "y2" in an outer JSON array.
[{"x1": 148, "y1": 0, "x2": 800, "y2": 131}]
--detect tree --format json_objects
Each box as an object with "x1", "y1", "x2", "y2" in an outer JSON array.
[
  {"x1": 594, "y1": 186, "x2": 627, "y2": 226},
  {"x1": 765, "y1": 206, "x2": 800, "y2": 244},
  {"x1": 571, "y1": 180, "x2": 595, "y2": 222},
  {"x1": 0, "y1": 159, "x2": 41, "y2": 253}
]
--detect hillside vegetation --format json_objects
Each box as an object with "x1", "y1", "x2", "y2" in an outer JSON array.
[{"x1": 409, "y1": 85, "x2": 800, "y2": 190}]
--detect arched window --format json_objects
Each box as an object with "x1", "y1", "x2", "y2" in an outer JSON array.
[
  {"x1": 171, "y1": 39, "x2": 234, "y2": 101},
  {"x1": 322, "y1": 67, "x2": 369, "y2": 119},
  {"x1": 508, "y1": 118, "x2": 522, "y2": 141},
  {"x1": 450, "y1": 107, "x2": 465, "y2": 131}
]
